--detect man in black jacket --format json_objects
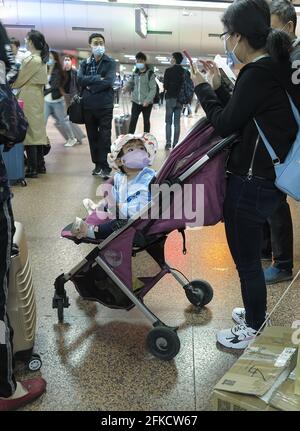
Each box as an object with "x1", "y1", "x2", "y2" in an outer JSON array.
[
  {"x1": 163, "y1": 52, "x2": 185, "y2": 150},
  {"x1": 260, "y1": 0, "x2": 300, "y2": 284},
  {"x1": 78, "y1": 33, "x2": 116, "y2": 178}
]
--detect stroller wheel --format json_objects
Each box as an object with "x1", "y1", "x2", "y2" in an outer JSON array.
[
  {"x1": 28, "y1": 354, "x2": 42, "y2": 372},
  {"x1": 146, "y1": 327, "x2": 180, "y2": 361},
  {"x1": 185, "y1": 280, "x2": 213, "y2": 307}
]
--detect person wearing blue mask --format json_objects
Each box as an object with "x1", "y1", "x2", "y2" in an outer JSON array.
[
  {"x1": 190, "y1": 0, "x2": 300, "y2": 350},
  {"x1": 123, "y1": 52, "x2": 157, "y2": 134},
  {"x1": 77, "y1": 33, "x2": 116, "y2": 179}
]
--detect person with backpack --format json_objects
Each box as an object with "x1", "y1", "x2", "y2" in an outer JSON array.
[
  {"x1": 123, "y1": 52, "x2": 157, "y2": 134},
  {"x1": 164, "y1": 52, "x2": 194, "y2": 150},
  {"x1": 191, "y1": 0, "x2": 300, "y2": 350}
]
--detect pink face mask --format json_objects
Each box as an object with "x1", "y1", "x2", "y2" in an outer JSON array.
[{"x1": 121, "y1": 149, "x2": 150, "y2": 169}]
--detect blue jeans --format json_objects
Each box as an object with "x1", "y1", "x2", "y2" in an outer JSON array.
[
  {"x1": 224, "y1": 174, "x2": 286, "y2": 330},
  {"x1": 165, "y1": 98, "x2": 182, "y2": 146},
  {"x1": 45, "y1": 99, "x2": 75, "y2": 140}
]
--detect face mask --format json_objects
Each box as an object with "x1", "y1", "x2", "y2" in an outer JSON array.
[
  {"x1": 47, "y1": 59, "x2": 54, "y2": 67},
  {"x1": 64, "y1": 60, "x2": 72, "y2": 69},
  {"x1": 121, "y1": 149, "x2": 150, "y2": 169},
  {"x1": 136, "y1": 63, "x2": 145, "y2": 70},
  {"x1": 92, "y1": 45, "x2": 105, "y2": 57},
  {"x1": 224, "y1": 35, "x2": 242, "y2": 68}
]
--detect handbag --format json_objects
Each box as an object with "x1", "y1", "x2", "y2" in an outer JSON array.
[
  {"x1": 68, "y1": 93, "x2": 84, "y2": 124},
  {"x1": 0, "y1": 78, "x2": 28, "y2": 145},
  {"x1": 254, "y1": 92, "x2": 300, "y2": 201}
]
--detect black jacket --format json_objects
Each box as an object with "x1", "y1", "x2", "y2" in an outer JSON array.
[
  {"x1": 164, "y1": 65, "x2": 184, "y2": 99},
  {"x1": 44, "y1": 67, "x2": 64, "y2": 100},
  {"x1": 195, "y1": 57, "x2": 300, "y2": 180},
  {"x1": 77, "y1": 54, "x2": 116, "y2": 110},
  {"x1": 64, "y1": 68, "x2": 79, "y2": 100}
]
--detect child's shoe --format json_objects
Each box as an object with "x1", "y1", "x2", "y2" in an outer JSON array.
[
  {"x1": 71, "y1": 217, "x2": 89, "y2": 239},
  {"x1": 83, "y1": 198, "x2": 97, "y2": 215}
]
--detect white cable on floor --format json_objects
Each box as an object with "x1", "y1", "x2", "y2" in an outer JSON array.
[{"x1": 246, "y1": 267, "x2": 300, "y2": 351}]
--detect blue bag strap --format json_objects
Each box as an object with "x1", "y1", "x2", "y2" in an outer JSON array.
[
  {"x1": 254, "y1": 91, "x2": 300, "y2": 165},
  {"x1": 253, "y1": 119, "x2": 280, "y2": 165}
]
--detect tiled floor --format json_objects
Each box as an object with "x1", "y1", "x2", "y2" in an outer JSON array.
[{"x1": 10, "y1": 101, "x2": 300, "y2": 411}]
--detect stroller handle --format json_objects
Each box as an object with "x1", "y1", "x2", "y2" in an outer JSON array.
[{"x1": 207, "y1": 133, "x2": 240, "y2": 159}]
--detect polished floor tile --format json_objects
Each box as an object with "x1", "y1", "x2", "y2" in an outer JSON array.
[{"x1": 10, "y1": 102, "x2": 300, "y2": 411}]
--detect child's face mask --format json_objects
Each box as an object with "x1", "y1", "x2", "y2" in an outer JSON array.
[{"x1": 121, "y1": 149, "x2": 150, "y2": 169}]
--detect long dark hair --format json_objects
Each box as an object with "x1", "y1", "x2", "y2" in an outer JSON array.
[
  {"x1": 27, "y1": 30, "x2": 49, "y2": 63},
  {"x1": 222, "y1": 0, "x2": 292, "y2": 62},
  {"x1": 0, "y1": 21, "x2": 10, "y2": 65},
  {"x1": 50, "y1": 50, "x2": 65, "y2": 83}
]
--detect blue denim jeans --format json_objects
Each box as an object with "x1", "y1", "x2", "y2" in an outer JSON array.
[
  {"x1": 45, "y1": 99, "x2": 75, "y2": 140},
  {"x1": 224, "y1": 173, "x2": 286, "y2": 330},
  {"x1": 165, "y1": 98, "x2": 182, "y2": 146}
]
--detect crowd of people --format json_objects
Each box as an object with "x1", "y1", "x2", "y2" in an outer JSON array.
[{"x1": 0, "y1": 0, "x2": 299, "y2": 411}]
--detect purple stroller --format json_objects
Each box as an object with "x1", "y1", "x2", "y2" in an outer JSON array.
[{"x1": 53, "y1": 118, "x2": 238, "y2": 360}]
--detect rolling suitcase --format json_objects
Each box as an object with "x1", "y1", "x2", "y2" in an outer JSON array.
[
  {"x1": 114, "y1": 98, "x2": 131, "y2": 137},
  {"x1": 7, "y1": 221, "x2": 42, "y2": 371},
  {"x1": 0, "y1": 143, "x2": 26, "y2": 186}
]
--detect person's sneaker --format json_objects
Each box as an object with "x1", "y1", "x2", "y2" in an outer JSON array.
[
  {"x1": 165, "y1": 143, "x2": 172, "y2": 150},
  {"x1": 264, "y1": 266, "x2": 293, "y2": 285},
  {"x1": 83, "y1": 198, "x2": 97, "y2": 215},
  {"x1": 0, "y1": 378, "x2": 46, "y2": 411},
  {"x1": 232, "y1": 307, "x2": 272, "y2": 327},
  {"x1": 64, "y1": 138, "x2": 77, "y2": 147},
  {"x1": 99, "y1": 169, "x2": 111, "y2": 180},
  {"x1": 216, "y1": 324, "x2": 258, "y2": 349},
  {"x1": 71, "y1": 217, "x2": 89, "y2": 239}
]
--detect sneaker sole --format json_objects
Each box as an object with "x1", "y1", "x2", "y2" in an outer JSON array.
[{"x1": 266, "y1": 275, "x2": 293, "y2": 285}]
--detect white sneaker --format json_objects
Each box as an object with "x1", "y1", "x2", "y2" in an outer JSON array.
[
  {"x1": 64, "y1": 138, "x2": 78, "y2": 147},
  {"x1": 71, "y1": 217, "x2": 89, "y2": 239},
  {"x1": 232, "y1": 307, "x2": 272, "y2": 326},
  {"x1": 83, "y1": 198, "x2": 97, "y2": 215},
  {"x1": 232, "y1": 307, "x2": 246, "y2": 325},
  {"x1": 216, "y1": 324, "x2": 257, "y2": 349}
]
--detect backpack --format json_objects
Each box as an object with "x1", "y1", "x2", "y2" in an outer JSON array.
[
  {"x1": 148, "y1": 70, "x2": 160, "y2": 104},
  {"x1": 177, "y1": 69, "x2": 194, "y2": 105}
]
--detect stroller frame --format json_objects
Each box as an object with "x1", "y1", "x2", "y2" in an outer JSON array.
[{"x1": 53, "y1": 119, "x2": 237, "y2": 360}]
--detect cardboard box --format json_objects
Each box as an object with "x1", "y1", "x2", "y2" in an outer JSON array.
[
  {"x1": 295, "y1": 348, "x2": 300, "y2": 396},
  {"x1": 213, "y1": 327, "x2": 298, "y2": 411},
  {"x1": 213, "y1": 389, "x2": 278, "y2": 411},
  {"x1": 269, "y1": 369, "x2": 300, "y2": 411}
]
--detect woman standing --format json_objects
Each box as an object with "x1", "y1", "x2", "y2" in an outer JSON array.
[
  {"x1": 44, "y1": 51, "x2": 77, "y2": 148},
  {"x1": 12, "y1": 30, "x2": 48, "y2": 178},
  {"x1": 191, "y1": 0, "x2": 300, "y2": 349}
]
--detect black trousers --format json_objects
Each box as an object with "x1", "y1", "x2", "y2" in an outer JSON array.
[
  {"x1": 84, "y1": 108, "x2": 113, "y2": 170},
  {"x1": 262, "y1": 199, "x2": 293, "y2": 271},
  {"x1": 25, "y1": 146, "x2": 45, "y2": 172},
  {"x1": 224, "y1": 174, "x2": 286, "y2": 331},
  {"x1": 129, "y1": 102, "x2": 153, "y2": 134},
  {"x1": 0, "y1": 199, "x2": 16, "y2": 397}
]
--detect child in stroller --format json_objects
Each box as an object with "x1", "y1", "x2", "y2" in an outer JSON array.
[
  {"x1": 55, "y1": 118, "x2": 238, "y2": 360},
  {"x1": 71, "y1": 133, "x2": 158, "y2": 240}
]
